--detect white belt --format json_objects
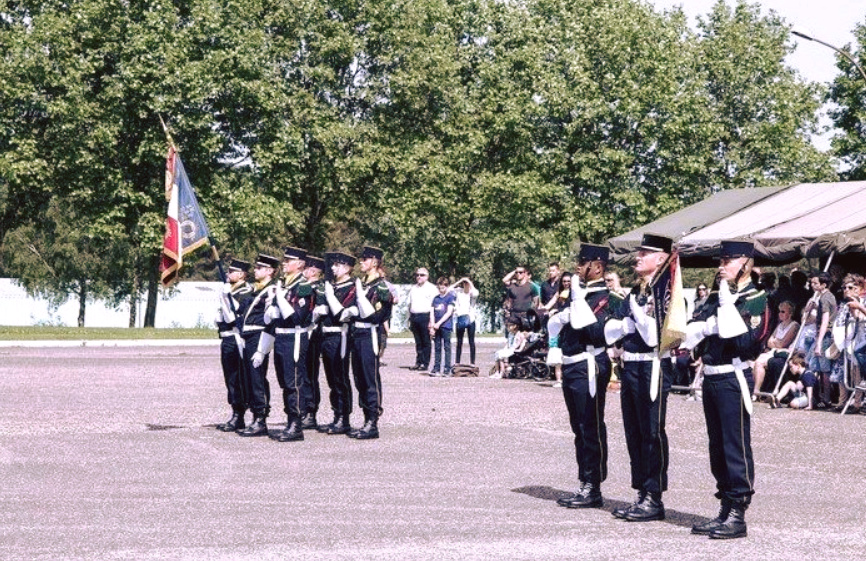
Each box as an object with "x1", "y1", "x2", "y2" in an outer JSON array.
[
  {"x1": 242, "y1": 325, "x2": 265, "y2": 333},
  {"x1": 276, "y1": 327, "x2": 308, "y2": 361},
  {"x1": 622, "y1": 351, "x2": 662, "y2": 402},
  {"x1": 219, "y1": 329, "x2": 238, "y2": 338},
  {"x1": 621, "y1": 351, "x2": 658, "y2": 362},
  {"x1": 322, "y1": 324, "x2": 349, "y2": 357},
  {"x1": 354, "y1": 322, "x2": 380, "y2": 354},
  {"x1": 702, "y1": 358, "x2": 753, "y2": 415},
  {"x1": 562, "y1": 346, "x2": 606, "y2": 398}
]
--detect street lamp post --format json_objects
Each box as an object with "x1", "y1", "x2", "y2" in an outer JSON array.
[{"x1": 792, "y1": 30, "x2": 866, "y2": 85}]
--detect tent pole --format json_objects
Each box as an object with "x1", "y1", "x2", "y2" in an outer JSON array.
[{"x1": 823, "y1": 250, "x2": 835, "y2": 272}]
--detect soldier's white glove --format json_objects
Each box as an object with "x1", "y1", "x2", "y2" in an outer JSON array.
[
  {"x1": 569, "y1": 287, "x2": 596, "y2": 330},
  {"x1": 629, "y1": 295, "x2": 657, "y2": 347},
  {"x1": 717, "y1": 281, "x2": 747, "y2": 338},
  {"x1": 355, "y1": 278, "x2": 375, "y2": 318},
  {"x1": 324, "y1": 281, "x2": 343, "y2": 315},
  {"x1": 252, "y1": 351, "x2": 265, "y2": 368},
  {"x1": 311, "y1": 304, "x2": 328, "y2": 323},
  {"x1": 339, "y1": 306, "x2": 359, "y2": 322},
  {"x1": 604, "y1": 317, "x2": 635, "y2": 345},
  {"x1": 275, "y1": 287, "x2": 295, "y2": 319},
  {"x1": 571, "y1": 280, "x2": 586, "y2": 301},
  {"x1": 264, "y1": 305, "x2": 280, "y2": 325},
  {"x1": 222, "y1": 282, "x2": 232, "y2": 294}
]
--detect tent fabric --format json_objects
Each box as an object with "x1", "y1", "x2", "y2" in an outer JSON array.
[
  {"x1": 607, "y1": 181, "x2": 866, "y2": 266},
  {"x1": 608, "y1": 186, "x2": 787, "y2": 264}
]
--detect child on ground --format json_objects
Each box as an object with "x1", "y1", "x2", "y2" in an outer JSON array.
[{"x1": 772, "y1": 351, "x2": 818, "y2": 410}]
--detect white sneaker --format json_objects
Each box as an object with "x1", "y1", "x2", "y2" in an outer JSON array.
[
  {"x1": 489, "y1": 372, "x2": 502, "y2": 379},
  {"x1": 552, "y1": 382, "x2": 562, "y2": 388}
]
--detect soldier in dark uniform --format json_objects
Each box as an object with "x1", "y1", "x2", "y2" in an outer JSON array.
[
  {"x1": 684, "y1": 240, "x2": 768, "y2": 539},
  {"x1": 316, "y1": 252, "x2": 357, "y2": 435},
  {"x1": 346, "y1": 246, "x2": 394, "y2": 439},
  {"x1": 236, "y1": 253, "x2": 280, "y2": 437},
  {"x1": 255, "y1": 247, "x2": 315, "y2": 442},
  {"x1": 604, "y1": 234, "x2": 674, "y2": 521},
  {"x1": 215, "y1": 259, "x2": 253, "y2": 432},
  {"x1": 548, "y1": 244, "x2": 613, "y2": 509},
  {"x1": 301, "y1": 255, "x2": 326, "y2": 430}
]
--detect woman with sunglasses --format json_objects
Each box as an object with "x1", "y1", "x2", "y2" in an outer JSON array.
[
  {"x1": 752, "y1": 300, "x2": 799, "y2": 401},
  {"x1": 830, "y1": 274, "x2": 866, "y2": 411}
]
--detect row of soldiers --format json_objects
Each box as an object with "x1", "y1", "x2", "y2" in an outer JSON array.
[
  {"x1": 214, "y1": 246, "x2": 393, "y2": 441},
  {"x1": 546, "y1": 234, "x2": 767, "y2": 540}
]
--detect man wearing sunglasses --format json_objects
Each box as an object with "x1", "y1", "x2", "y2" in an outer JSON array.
[{"x1": 407, "y1": 268, "x2": 438, "y2": 371}]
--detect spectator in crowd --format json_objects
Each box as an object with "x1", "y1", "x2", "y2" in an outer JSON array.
[
  {"x1": 542, "y1": 271, "x2": 573, "y2": 388},
  {"x1": 540, "y1": 262, "x2": 562, "y2": 310},
  {"x1": 806, "y1": 272, "x2": 837, "y2": 408},
  {"x1": 450, "y1": 277, "x2": 479, "y2": 365},
  {"x1": 752, "y1": 300, "x2": 799, "y2": 399},
  {"x1": 830, "y1": 274, "x2": 865, "y2": 410},
  {"x1": 407, "y1": 267, "x2": 439, "y2": 371},
  {"x1": 790, "y1": 270, "x2": 811, "y2": 314},
  {"x1": 429, "y1": 277, "x2": 456, "y2": 376},
  {"x1": 603, "y1": 271, "x2": 627, "y2": 299},
  {"x1": 491, "y1": 320, "x2": 527, "y2": 379},
  {"x1": 772, "y1": 351, "x2": 817, "y2": 409},
  {"x1": 502, "y1": 265, "x2": 540, "y2": 331},
  {"x1": 692, "y1": 283, "x2": 710, "y2": 319}
]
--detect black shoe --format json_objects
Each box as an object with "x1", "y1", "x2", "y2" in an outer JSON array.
[
  {"x1": 709, "y1": 505, "x2": 747, "y2": 539},
  {"x1": 317, "y1": 413, "x2": 337, "y2": 433},
  {"x1": 301, "y1": 412, "x2": 318, "y2": 430},
  {"x1": 624, "y1": 492, "x2": 665, "y2": 522},
  {"x1": 692, "y1": 501, "x2": 732, "y2": 535},
  {"x1": 561, "y1": 483, "x2": 603, "y2": 509},
  {"x1": 238, "y1": 415, "x2": 268, "y2": 437},
  {"x1": 274, "y1": 419, "x2": 304, "y2": 442},
  {"x1": 216, "y1": 410, "x2": 246, "y2": 432},
  {"x1": 349, "y1": 416, "x2": 379, "y2": 439},
  {"x1": 326, "y1": 415, "x2": 352, "y2": 435},
  {"x1": 613, "y1": 491, "x2": 645, "y2": 519}
]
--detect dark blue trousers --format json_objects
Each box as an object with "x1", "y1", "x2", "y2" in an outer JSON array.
[
  {"x1": 273, "y1": 332, "x2": 309, "y2": 421},
  {"x1": 241, "y1": 332, "x2": 270, "y2": 417},
  {"x1": 562, "y1": 354, "x2": 611, "y2": 485},
  {"x1": 219, "y1": 335, "x2": 246, "y2": 411}
]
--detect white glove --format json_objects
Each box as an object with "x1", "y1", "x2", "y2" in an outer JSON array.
[
  {"x1": 604, "y1": 317, "x2": 635, "y2": 345},
  {"x1": 324, "y1": 281, "x2": 343, "y2": 315},
  {"x1": 275, "y1": 287, "x2": 295, "y2": 319},
  {"x1": 339, "y1": 306, "x2": 359, "y2": 322},
  {"x1": 252, "y1": 351, "x2": 265, "y2": 368},
  {"x1": 264, "y1": 305, "x2": 280, "y2": 325},
  {"x1": 718, "y1": 280, "x2": 737, "y2": 307},
  {"x1": 571, "y1": 279, "x2": 586, "y2": 301},
  {"x1": 311, "y1": 304, "x2": 328, "y2": 323},
  {"x1": 622, "y1": 316, "x2": 636, "y2": 335},
  {"x1": 356, "y1": 278, "x2": 375, "y2": 318},
  {"x1": 222, "y1": 282, "x2": 232, "y2": 294},
  {"x1": 629, "y1": 295, "x2": 657, "y2": 347}
]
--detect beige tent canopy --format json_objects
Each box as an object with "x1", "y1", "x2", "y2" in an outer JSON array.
[{"x1": 609, "y1": 181, "x2": 866, "y2": 267}]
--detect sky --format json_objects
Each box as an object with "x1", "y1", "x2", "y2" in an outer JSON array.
[{"x1": 649, "y1": 0, "x2": 866, "y2": 151}]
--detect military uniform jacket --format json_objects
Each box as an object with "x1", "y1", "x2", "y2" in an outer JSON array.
[
  {"x1": 610, "y1": 285, "x2": 657, "y2": 354},
  {"x1": 690, "y1": 282, "x2": 769, "y2": 366},
  {"x1": 237, "y1": 279, "x2": 276, "y2": 335},
  {"x1": 216, "y1": 281, "x2": 252, "y2": 334},
  {"x1": 316, "y1": 278, "x2": 356, "y2": 329},
  {"x1": 266, "y1": 273, "x2": 315, "y2": 332},
  {"x1": 560, "y1": 279, "x2": 611, "y2": 356},
  {"x1": 352, "y1": 276, "x2": 394, "y2": 327}
]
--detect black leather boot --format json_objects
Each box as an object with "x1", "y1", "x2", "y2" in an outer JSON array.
[
  {"x1": 557, "y1": 482, "x2": 587, "y2": 507},
  {"x1": 301, "y1": 412, "x2": 318, "y2": 430},
  {"x1": 613, "y1": 490, "x2": 645, "y2": 519},
  {"x1": 317, "y1": 413, "x2": 337, "y2": 433},
  {"x1": 275, "y1": 418, "x2": 304, "y2": 442},
  {"x1": 217, "y1": 409, "x2": 246, "y2": 432},
  {"x1": 709, "y1": 504, "x2": 747, "y2": 539},
  {"x1": 563, "y1": 482, "x2": 602, "y2": 508},
  {"x1": 349, "y1": 415, "x2": 379, "y2": 440},
  {"x1": 238, "y1": 414, "x2": 268, "y2": 437},
  {"x1": 692, "y1": 500, "x2": 732, "y2": 535},
  {"x1": 326, "y1": 414, "x2": 351, "y2": 435},
  {"x1": 624, "y1": 492, "x2": 665, "y2": 522}
]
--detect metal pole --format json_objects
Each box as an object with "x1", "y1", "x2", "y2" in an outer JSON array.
[{"x1": 792, "y1": 31, "x2": 866, "y2": 86}]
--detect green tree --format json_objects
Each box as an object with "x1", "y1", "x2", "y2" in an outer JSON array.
[{"x1": 827, "y1": 21, "x2": 866, "y2": 180}]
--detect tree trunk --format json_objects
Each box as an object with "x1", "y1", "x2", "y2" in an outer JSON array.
[
  {"x1": 144, "y1": 255, "x2": 159, "y2": 328},
  {"x1": 128, "y1": 269, "x2": 140, "y2": 328},
  {"x1": 77, "y1": 280, "x2": 87, "y2": 328}
]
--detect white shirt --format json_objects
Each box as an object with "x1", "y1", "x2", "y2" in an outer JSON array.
[
  {"x1": 408, "y1": 282, "x2": 439, "y2": 314},
  {"x1": 454, "y1": 288, "x2": 479, "y2": 321}
]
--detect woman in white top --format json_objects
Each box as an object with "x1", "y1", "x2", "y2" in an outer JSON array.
[
  {"x1": 449, "y1": 277, "x2": 479, "y2": 365},
  {"x1": 753, "y1": 300, "x2": 800, "y2": 400}
]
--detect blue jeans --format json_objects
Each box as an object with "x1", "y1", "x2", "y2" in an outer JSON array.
[{"x1": 432, "y1": 328, "x2": 452, "y2": 373}]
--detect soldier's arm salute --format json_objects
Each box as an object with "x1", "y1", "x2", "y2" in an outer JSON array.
[{"x1": 682, "y1": 240, "x2": 768, "y2": 540}]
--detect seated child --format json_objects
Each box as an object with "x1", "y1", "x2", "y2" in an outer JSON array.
[
  {"x1": 492, "y1": 320, "x2": 527, "y2": 379},
  {"x1": 772, "y1": 351, "x2": 818, "y2": 410}
]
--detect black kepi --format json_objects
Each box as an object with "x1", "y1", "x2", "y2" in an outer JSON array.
[
  {"x1": 638, "y1": 233, "x2": 673, "y2": 254},
  {"x1": 719, "y1": 239, "x2": 754, "y2": 259},
  {"x1": 578, "y1": 243, "x2": 609, "y2": 264}
]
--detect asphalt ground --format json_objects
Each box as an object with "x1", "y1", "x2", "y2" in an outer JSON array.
[{"x1": 1, "y1": 341, "x2": 864, "y2": 560}]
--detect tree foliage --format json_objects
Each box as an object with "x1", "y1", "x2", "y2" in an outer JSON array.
[{"x1": 0, "y1": 0, "x2": 841, "y2": 323}]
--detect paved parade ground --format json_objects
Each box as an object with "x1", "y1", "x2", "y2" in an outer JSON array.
[{"x1": 1, "y1": 341, "x2": 864, "y2": 560}]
